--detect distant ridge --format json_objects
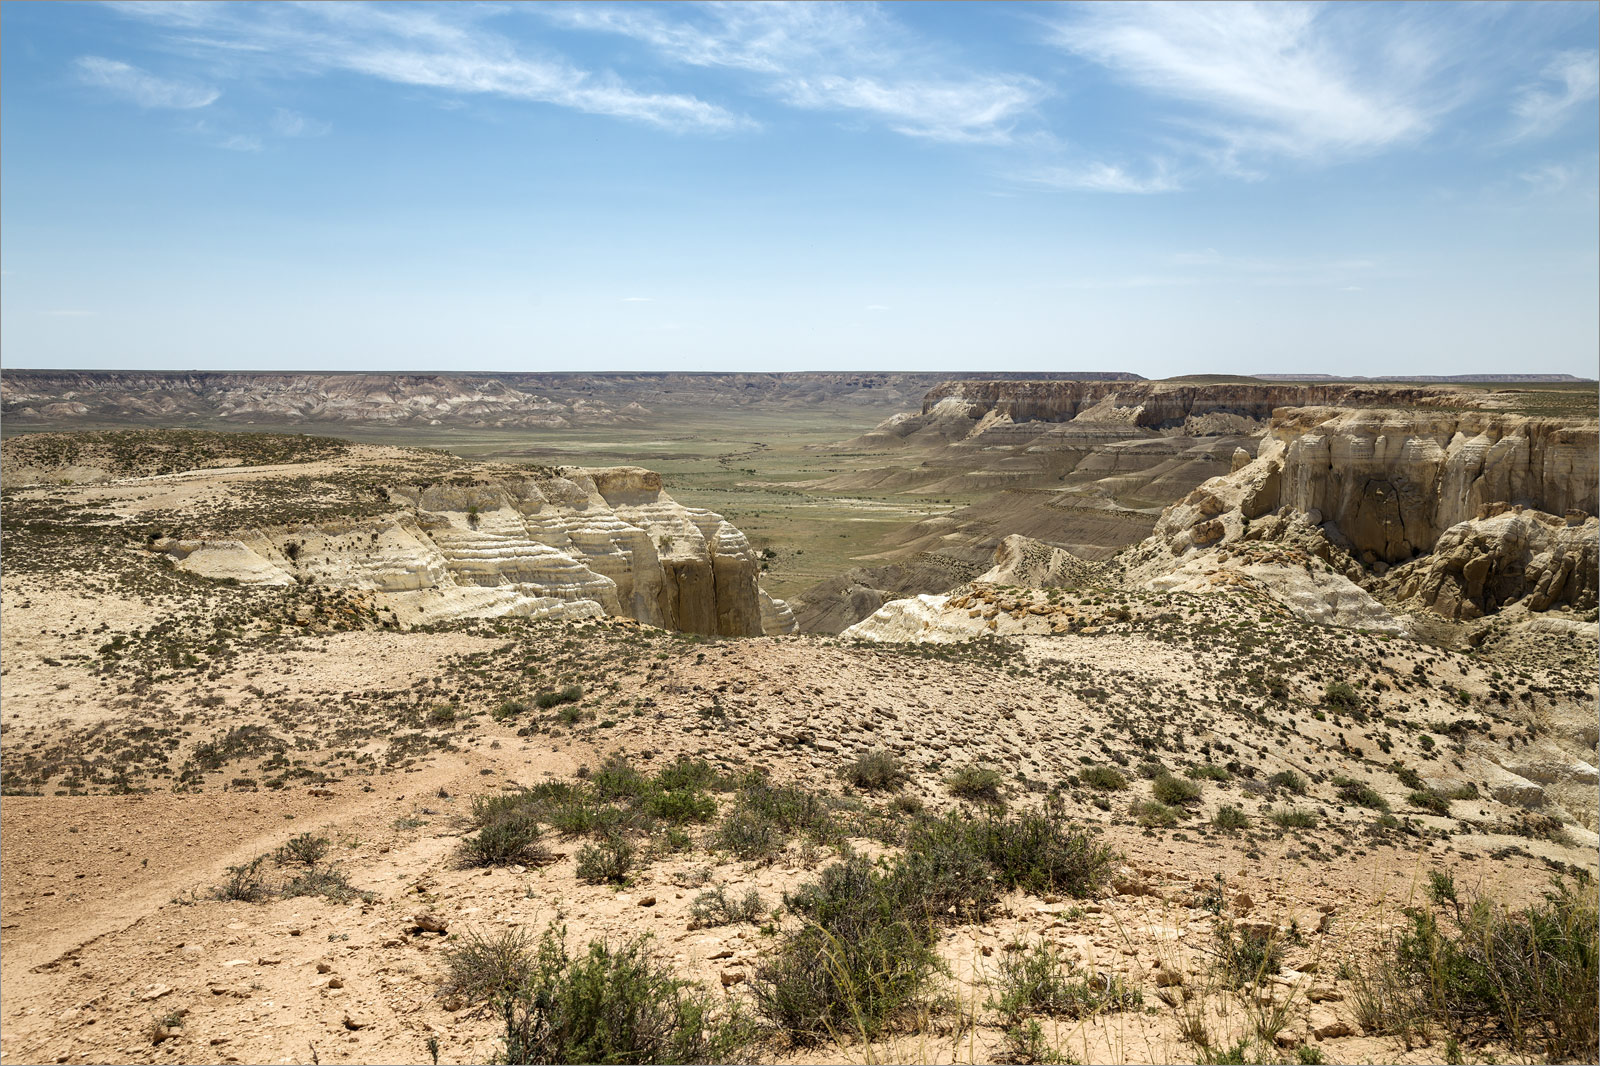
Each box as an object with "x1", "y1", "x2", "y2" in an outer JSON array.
[{"x1": 1249, "y1": 373, "x2": 1593, "y2": 383}]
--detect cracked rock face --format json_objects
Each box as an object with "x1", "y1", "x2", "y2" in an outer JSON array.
[{"x1": 156, "y1": 466, "x2": 789, "y2": 636}]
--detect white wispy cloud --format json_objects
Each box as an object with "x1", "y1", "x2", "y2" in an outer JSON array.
[
  {"x1": 1048, "y1": 2, "x2": 1440, "y2": 162},
  {"x1": 75, "y1": 55, "x2": 219, "y2": 109},
  {"x1": 544, "y1": 2, "x2": 1043, "y2": 144},
  {"x1": 269, "y1": 108, "x2": 331, "y2": 138},
  {"x1": 1510, "y1": 51, "x2": 1599, "y2": 141},
  {"x1": 1016, "y1": 160, "x2": 1180, "y2": 194},
  {"x1": 106, "y1": 3, "x2": 749, "y2": 133}
]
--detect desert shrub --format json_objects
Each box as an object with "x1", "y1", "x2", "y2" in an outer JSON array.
[
  {"x1": 1131, "y1": 799, "x2": 1179, "y2": 828},
  {"x1": 1356, "y1": 877, "x2": 1598, "y2": 1062},
  {"x1": 1333, "y1": 775, "x2": 1390, "y2": 811},
  {"x1": 751, "y1": 852, "x2": 942, "y2": 1045},
  {"x1": 689, "y1": 884, "x2": 766, "y2": 928},
  {"x1": 275, "y1": 832, "x2": 330, "y2": 867},
  {"x1": 1212, "y1": 805, "x2": 1251, "y2": 831},
  {"x1": 592, "y1": 754, "x2": 654, "y2": 803},
  {"x1": 734, "y1": 773, "x2": 832, "y2": 834},
  {"x1": 282, "y1": 865, "x2": 367, "y2": 902},
  {"x1": 1408, "y1": 790, "x2": 1451, "y2": 815},
  {"x1": 714, "y1": 808, "x2": 781, "y2": 860},
  {"x1": 842, "y1": 749, "x2": 908, "y2": 792},
  {"x1": 1393, "y1": 765, "x2": 1425, "y2": 790},
  {"x1": 494, "y1": 699, "x2": 531, "y2": 720},
  {"x1": 1151, "y1": 774, "x2": 1201, "y2": 806},
  {"x1": 556, "y1": 705, "x2": 584, "y2": 726},
  {"x1": 896, "y1": 811, "x2": 999, "y2": 923},
  {"x1": 989, "y1": 940, "x2": 1142, "y2": 1025},
  {"x1": 576, "y1": 837, "x2": 636, "y2": 884},
  {"x1": 945, "y1": 763, "x2": 1005, "y2": 804},
  {"x1": 1268, "y1": 807, "x2": 1318, "y2": 829},
  {"x1": 212, "y1": 856, "x2": 273, "y2": 902},
  {"x1": 1185, "y1": 763, "x2": 1231, "y2": 782},
  {"x1": 1268, "y1": 770, "x2": 1307, "y2": 795},
  {"x1": 500, "y1": 923, "x2": 749, "y2": 1065},
  {"x1": 536, "y1": 685, "x2": 584, "y2": 709},
  {"x1": 462, "y1": 813, "x2": 552, "y2": 868},
  {"x1": 1080, "y1": 765, "x2": 1128, "y2": 791},
  {"x1": 429, "y1": 705, "x2": 457, "y2": 726},
  {"x1": 1324, "y1": 680, "x2": 1361, "y2": 711},
  {"x1": 656, "y1": 757, "x2": 722, "y2": 793},
  {"x1": 972, "y1": 803, "x2": 1116, "y2": 898},
  {"x1": 891, "y1": 793, "x2": 925, "y2": 815},
  {"x1": 1214, "y1": 922, "x2": 1284, "y2": 988},
  {"x1": 444, "y1": 927, "x2": 539, "y2": 1005},
  {"x1": 645, "y1": 788, "x2": 717, "y2": 825}
]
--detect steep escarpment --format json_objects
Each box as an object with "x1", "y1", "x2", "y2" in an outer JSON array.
[
  {"x1": 1132, "y1": 407, "x2": 1599, "y2": 620},
  {"x1": 849, "y1": 380, "x2": 1463, "y2": 448},
  {"x1": 0, "y1": 370, "x2": 1139, "y2": 429},
  {"x1": 155, "y1": 466, "x2": 796, "y2": 636}
]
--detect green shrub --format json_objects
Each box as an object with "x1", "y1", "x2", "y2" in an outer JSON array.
[
  {"x1": 592, "y1": 754, "x2": 654, "y2": 802},
  {"x1": 1268, "y1": 807, "x2": 1318, "y2": 829},
  {"x1": 988, "y1": 940, "x2": 1143, "y2": 1025},
  {"x1": 1214, "y1": 922, "x2": 1284, "y2": 989},
  {"x1": 275, "y1": 832, "x2": 330, "y2": 867},
  {"x1": 1408, "y1": 790, "x2": 1451, "y2": 815},
  {"x1": 971, "y1": 804, "x2": 1116, "y2": 898},
  {"x1": 656, "y1": 758, "x2": 722, "y2": 793},
  {"x1": 1268, "y1": 770, "x2": 1307, "y2": 795},
  {"x1": 645, "y1": 789, "x2": 717, "y2": 825},
  {"x1": 576, "y1": 837, "x2": 636, "y2": 884},
  {"x1": 1212, "y1": 805, "x2": 1250, "y2": 831},
  {"x1": 945, "y1": 763, "x2": 1005, "y2": 803},
  {"x1": 896, "y1": 812, "x2": 1000, "y2": 923},
  {"x1": 462, "y1": 813, "x2": 552, "y2": 868},
  {"x1": 1332, "y1": 775, "x2": 1389, "y2": 811},
  {"x1": 536, "y1": 685, "x2": 585, "y2": 709},
  {"x1": 1151, "y1": 773, "x2": 1201, "y2": 806},
  {"x1": 1393, "y1": 765, "x2": 1425, "y2": 790},
  {"x1": 1130, "y1": 799, "x2": 1179, "y2": 828},
  {"x1": 1079, "y1": 766, "x2": 1128, "y2": 791},
  {"x1": 212, "y1": 856, "x2": 272, "y2": 902},
  {"x1": 751, "y1": 852, "x2": 942, "y2": 1045},
  {"x1": 689, "y1": 885, "x2": 766, "y2": 928},
  {"x1": 842, "y1": 749, "x2": 908, "y2": 792},
  {"x1": 282, "y1": 865, "x2": 367, "y2": 902},
  {"x1": 1185, "y1": 763, "x2": 1231, "y2": 782},
  {"x1": 1357, "y1": 877, "x2": 1598, "y2": 1062},
  {"x1": 443, "y1": 928, "x2": 539, "y2": 1005},
  {"x1": 500, "y1": 924, "x2": 749, "y2": 1064},
  {"x1": 1324, "y1": 680, "x2": 1361, "y2": 711},
  {"x1": 714, "y1": 808, "x2": 780, "y2": 860}
]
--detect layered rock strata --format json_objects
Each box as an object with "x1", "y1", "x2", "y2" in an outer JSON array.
[{"x1": 155, "y1": 466, "x2": 794, "y2": 635}]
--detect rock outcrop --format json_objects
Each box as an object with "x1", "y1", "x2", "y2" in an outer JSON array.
[
  {"x1": 1132, "y1": 406, "x2": 1598, "y2": 622},
  {"x1": 852, "y1": 380, "x2": 1464, "y2": 448},
  {"x1": 1382, "y1": 509, "x2": 1598, "y2": 619},
  {"x1": 155, "y1": 466, "x2": 792, "y2": 635}
]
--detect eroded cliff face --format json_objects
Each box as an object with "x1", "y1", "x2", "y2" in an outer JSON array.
[
  {"x1": 154, "y1": 466, "x2": 794, "y2": 635},
  {"x1": 1136, "y1": 407, "x2": 1599, "y2": 620},
  {"x1": 907, "y1": 380, "x2": 1460, "y2": 435}
]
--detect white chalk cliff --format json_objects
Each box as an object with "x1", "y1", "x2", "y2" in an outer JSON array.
[{"x1": 155, "y1": 466, "x2": 797, "y2": 635}]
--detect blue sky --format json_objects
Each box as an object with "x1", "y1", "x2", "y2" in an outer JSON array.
[{"x1": 2, "y1": 1, "x2": 1596, "y2": 376}]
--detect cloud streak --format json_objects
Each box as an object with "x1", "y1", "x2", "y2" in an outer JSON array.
[
  {"x1": 75, "y1": 56, "x2": 218, "y2": 109},
  {"x1": 107, "y1": 3, "x2": 749, "y2": 133},
  {"x1": 1511, "y1": 51, "x2": 1599, "y2": 140},
  {"x1": 545, "y1": 2, "x2": 1044, "y2": 144}
]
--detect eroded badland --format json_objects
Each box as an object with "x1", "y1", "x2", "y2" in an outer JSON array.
[{"x1": 1, "y1": 372, "x2": 1596, "y2": 1066}]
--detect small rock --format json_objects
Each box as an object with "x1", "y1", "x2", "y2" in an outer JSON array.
[
  {"x1": 411, "y1": 912, "x2": 448, "y2": 934},
  {"x1": 708, "y1": 949, "x2": 733, "y2": 960},
  {"x1": 719, "y1": 970, "x2": 745, "y2": 987},
  {"x1": 1154, "y1": 969, "x2": 1184, "y2": 988},
  {"x1": 1313, "y1": 1020, "x2": 1354, "y2": 1040},
  {"x1": 316, "y1": 962, "x2": 333, "y2": 974},
  {"x1": 326, "y1": 977, "x2": 344, "y2": 990},
  {"x1": 342, "y1": 1013, "x2": 369, "y2": 1031},
  {"x1": 140, "y1": 984, "x2": 172, "y2": 1002},
  {"x1": 1232, "y1": 892, "x2": 1254, "y2": 916},
  {"x1": 638, "y1": 896, "x2": 656, "y2": 908},
  {"x1": 309, "y1": 787, "x2": 334, "y2": 797}
]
